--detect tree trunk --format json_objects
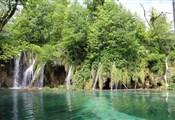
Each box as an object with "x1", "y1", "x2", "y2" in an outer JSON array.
[
  {"x1": 123, "y1": 83, "x2": 128, "y2": 90},
  {"x1": 0, "y1": 0, "x2": 19, "y2": 32},
  {"x1": 173, "y1": 0, "x2": 175, "y2": 31}
]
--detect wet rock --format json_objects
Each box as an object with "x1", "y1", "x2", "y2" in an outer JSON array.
[
  {"x1": 0, "y1": 60, "x2": 14, "y2": 88},
  {"x1": 44, "y1": 64, "x2": 66, "y2": 88}
]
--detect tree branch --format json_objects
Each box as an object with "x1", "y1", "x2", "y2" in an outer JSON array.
[
  {"x1": 155, "y1": 12, "x2": 163, "y2": 20},
  {"x1": 0, "y1": 0, "x2": 19, "y2": 32},
  {"x1": 140, "y1": 3, "x2": 150, "y2": 28}
]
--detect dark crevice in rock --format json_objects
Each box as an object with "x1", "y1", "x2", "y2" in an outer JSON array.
[
  {"x1": 103, "y1": 78, "x2": 111, "y2": 90},
  {"x1": 44, "y1": 64, "x2": 66, "y2": 88}
]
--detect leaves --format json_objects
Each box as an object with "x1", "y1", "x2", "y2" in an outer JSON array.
[{"x1": 1, "y1": 0, "x2": 175, "y2": 89}]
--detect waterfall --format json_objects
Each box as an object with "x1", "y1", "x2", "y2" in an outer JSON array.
[
  {"x1": 13, "y1": 52, "x2": 22, "y2": 88},
  {"x1": 110, "y1": 63, "x2": 115, "y2": 91},
  {"x1": 92, "y1": 70, "x2": 99, "y2": 90},
  {"x1": 28, "y1": 63, "x2": 45, "y2": 88},
  {"x1": 22, "y1": 59, "x2": 35, "y2": 88},
  {"x1": 39, "y1": 63, "x2": 45, "y2": 88},
  {"x1": 29, "y1": 64, "x2": 41, "y2": 88},
  {"x1": 66, "y1": 65, "x2": 72, "y2": 90},
  {"x1": 163, "y1": 57, "x2": 169, "y2": 88},
  {"x1": 92, "y1": 65, "x2": 102, "y2": 90},
  {"x1": 13, "y1": 51, "x2": 46, "y2": 89}
]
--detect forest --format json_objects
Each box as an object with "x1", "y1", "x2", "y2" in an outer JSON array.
[{"x1": 0, "y1": 0, "x2": 175, "y2": 90}]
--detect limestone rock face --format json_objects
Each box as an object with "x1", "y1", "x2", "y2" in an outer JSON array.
[
  {"x1": 0, "y1": 60, "x2": 14, "y2": 88},
  {"x1": 44, "y1": 64, "x2": 66, "y2": 88},
  {"x1": 0, "y1": 58, "x2": 67, "y2": 88}
]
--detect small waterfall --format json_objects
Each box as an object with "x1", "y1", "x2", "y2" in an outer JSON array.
[
  {"x1": 92, "y1": 70, "x2": 99, "y2": 90},
  {"x1": 13, "y1": 52, "x2": 22, "y2": 88},
  {"x1": 22, "y1": 59, "x2": 35, "y2": 88},
  {"x1": 110, "y1": 63, "x2": 115, "y2": 90},
  {"x1": 29, "y1": 65, "x2": 41, "y2": 88},
  {"x1": 38, "y1": 63, "x2": 45, "y2": 88},
  {"x1": 163, "y1": 57, "x2": 169, "y2": 88},
  {"x1": 66, "y1": 65, "x2": 72, "y2": 90},
  {"x1": 92, "y1": 65, "x2": 102, "y2": 90}
]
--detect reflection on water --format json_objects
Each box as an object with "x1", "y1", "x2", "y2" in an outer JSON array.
[
  {"x1": 1, "y1": 90, "x2": 175, "y2": 120},
  {"x1": 22, "y1": 92, "x2": 34, "y2": 119},
  {"x1": 77, "y1": 91, "x2": 145, "y2": 120},
  {"x1": 39, "y1": 92, "x2": 44, "y2": 114},
  {"x1": 11, "y1": 90, "x2": 44, "y2": 120},
  {"x1": 66, "y1": 92, "x2": 72, "y2": 111},
  {"x1": 111, "y1": 90, "x2": 175, "y2": 120},
  {"x1": 166, "y1": 91, "x2": 169, "y2": 103},
  {"x1": 165, "y1": 91, "x2": 173, "y2": 117},
  {"x1": 13, "y1": 91, "x2": 18, "y2": 120}
]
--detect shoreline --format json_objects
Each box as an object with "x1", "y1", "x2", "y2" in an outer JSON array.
[{"x1": 0, "y1": 87, "x2": 173, "y2": 93}]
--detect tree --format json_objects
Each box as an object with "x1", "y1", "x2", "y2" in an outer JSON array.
[
  {"x1": 57, "y1": 0, "x2": 90, "y2": 65},
  {"x1": 145, "y1": 8, "x2": 175, "y2": 87},
  {"x1": 0, "y1": 0, "x2": 34, "y2": 32}
]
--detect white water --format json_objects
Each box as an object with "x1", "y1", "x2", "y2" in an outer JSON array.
[
  {"x1": 164, "y1": 57, "x2": 169, "y2": 88},
  {"x1": 13, "y1": 51, "x2": 46, "y2": 89},
  {"x1": 110, "y1": 63, "x2": 115, "y2": 90},
  {"x1": 29, "y1": 64, "x2": 41, "y2": 88},
  {"x1": 13, "y1": 52, "x2": 22, "y2": 88},
  {"x1": 92, "y1": 70, "x2": 99, "y2": 90},
  {"x1": 66, "y1": 65, "x2": 72, "y2": 90},
  {"x1": 92, "y1": 65, "x2": 102, "y2": 90},
  {"x1": 29, "y1": 63, "x2": 45, "y2": 88},
  {"x1": 22, "y1": 59, "x2": 35, "y2": 88},
  {"x1": 39, "y1": 63, "x2": 45, "y2": 88}
]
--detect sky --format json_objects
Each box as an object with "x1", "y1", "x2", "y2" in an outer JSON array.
[
  {"x1": 78, "y1": 0, "x2": 173, "y2": 23},
  {"x1": 118, "y1": 0, "x2": 173, "y2": 22}
]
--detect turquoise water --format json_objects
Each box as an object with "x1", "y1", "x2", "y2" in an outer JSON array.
[{"x1": 0, "y1": 90, "x2": 175, "y2": 120}]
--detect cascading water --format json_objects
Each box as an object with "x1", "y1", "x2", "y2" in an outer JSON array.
[
  {"x1": 13, "y1": 51, "x2": 46, "y2": 89},
  {"x1": 22, "y1": 59, "x2": 35, "y2": 88},
  {"x1": 66, "y1": 65, "x2": 72, "y2": 90},
  {"x1": 163, "y1": 57, "x2": 169, "y2": 88},
  {"x1": 38, "y1": 63, "x2": 45, "y2": 88},
  {"x1": 92, "y1": 65, "x2": 102, "y2": 90},
  {"x1": 28, "y1": 62, "x2": 45, "y2": 88},
  {"x1": 13, "y1": 52, "x2": 22, "y2": 88},
  {"x1": 92, "y1": 70, "x2": 99, "y2": 90}
]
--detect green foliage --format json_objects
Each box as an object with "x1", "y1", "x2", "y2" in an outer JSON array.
[
  {"x1": 90, "y1": 1, "x2": 143, "y2": 65},
  {"x1": 1, "y1": 0, "x2": 175, "y2": 89},
  {"x1": 168, "y1": 83, "x2": 175, "y2": 90},
  {"x1": 73, "y1": 62, "x2": 91, "y2": 89},
  {"x1": 168, "y1": 51, "x2": 175, "y2": 65},
  {"x1": 0, "y1": 40, "x2": 31, "y2": 61},
  {"x1": 146, "y1": 53, "x2": 165, "y2": 75},
  {"x1": 56, "y1": 1, "x2": 90, "y2": 65}
]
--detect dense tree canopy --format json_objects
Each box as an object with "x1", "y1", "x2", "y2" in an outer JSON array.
[{"x1": 1, "y1": 0, "x2": 175, "y2": 89}]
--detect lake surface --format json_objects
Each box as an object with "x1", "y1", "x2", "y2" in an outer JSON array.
[{"x1": 0, "y1": 89, "x2": 175, "y2": 120}]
